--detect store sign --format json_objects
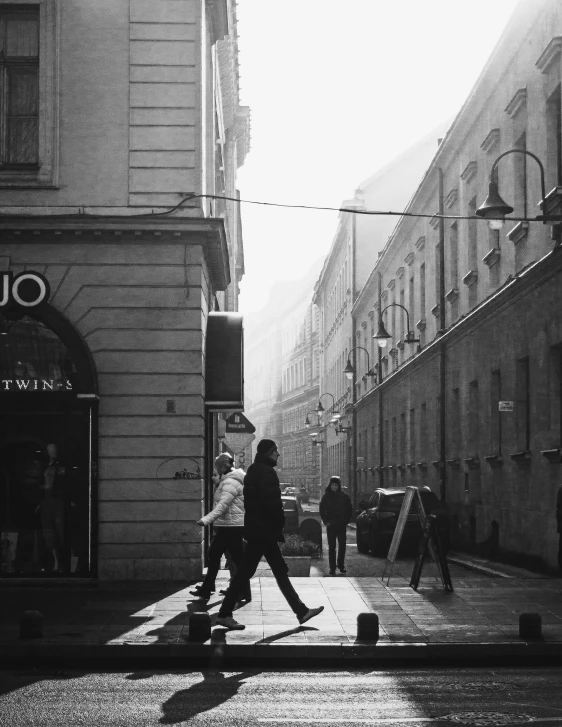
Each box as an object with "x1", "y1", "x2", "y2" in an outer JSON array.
[
  {"x1": 2, "y1": 379, "x2": 73, "y2": 391},
  {"x1": 1, "y1": 271, "x2": 50, "y2": 308},
  {"x1": 499, "y1": 401, "x2": 515, "y2": 412}
]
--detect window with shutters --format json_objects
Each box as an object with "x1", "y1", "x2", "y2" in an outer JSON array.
[{"x1": 0, "y1": 1, "x2": 58, "y2": 187}]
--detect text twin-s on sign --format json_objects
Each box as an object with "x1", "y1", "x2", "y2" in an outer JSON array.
[{"x1": 1, "y1": 272, "x2": 50, "y2": 308}]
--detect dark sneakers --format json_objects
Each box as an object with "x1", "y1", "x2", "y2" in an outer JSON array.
[
  {"x1": 338, "y1": 565, "x2": 347, "y2": 573},
  {"x1": 189, "y1": 586, "x2": 213, "y2": 599}
]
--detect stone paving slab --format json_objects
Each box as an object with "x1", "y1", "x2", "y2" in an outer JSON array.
[{"x1": 2, "y1": 575, "x2": 562, "y2": 665}]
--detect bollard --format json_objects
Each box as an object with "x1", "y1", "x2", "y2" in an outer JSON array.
[
  {"x1": 188, "y1": 611, "x2": 211, "y2": 642},
  {"x1": 20, "y1": 610, "x2": 43, "y2": 639},
  {"x1": 357, "y1": 612, "x2": 379, "y2": 641},
  {"x1": 519, "y1": 612, "x2": 542, "y2": 639}
]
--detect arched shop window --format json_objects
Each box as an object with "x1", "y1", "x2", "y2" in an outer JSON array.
[
  {"x1": 1, "y1": 314, "x2": 78, "y2": 393},
  {"x1": 0, "y1": 308, "x2": 96, "y2": 577}
]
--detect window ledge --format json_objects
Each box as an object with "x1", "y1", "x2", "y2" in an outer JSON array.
[
  {"x1": 445, "y1": 288, "x2": 459, "y2": 303},
  {"x1": 431, "y1": 460, "x2": 443, "y2": 469},
  {"x1": 416, "y1": 318, "x2": 426, "y2": 332},
  {"x1": 540, "y1": 186, "x2": 562, "y2": 218},
  {"x1": 417, "y1": 461, "x2": 428, "y2": 471},
  {"x1": 507, "y1": 222, "x2": 529, "y2": 245},
  {"x1": 462, "y1": 269, "x2": 478, "y2": 287},
  {"x1": 397, "y1": 339, "x2": 405, "y2": 350},
  {"x1": 463, "y1": 456, "x2": 480, "y2": 469},
  {"x1": 431, "y1": 304, "x2": 440, "y2": 318},
  {"x1": 484, "y1": 454, "x2": 503, "y2": 468},
  {"x1": 540, "y1": 448, "x2": 561, "y2": 464},
  {"x1": 407, "y1": 462, "x2": 416, "y2": 470},
  {"x1": 483, "y1": 247, "x2": 501, "y2": 268},
  {"x1": 510, "y1": 450, "x2": 532, "y2": 464},
  {"x1": 446, "y1": 457, "x2": 461, "y2": 468}
]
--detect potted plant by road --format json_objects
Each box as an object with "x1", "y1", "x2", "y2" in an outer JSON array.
[{"x1": 280, "y1": 535, "x2": 320, "y2": 577}]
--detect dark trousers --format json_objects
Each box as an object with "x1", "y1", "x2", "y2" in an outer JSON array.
[
  {"x1": 218, "y1": 539, "x2": 308, "y2": 619},
  {"x1": 201, "y1": 527, "x2": 250, "y2": 598},
  {"x1": 327, "y1": 524, "x2": 347, "y2": 571},
  {"x1": 558, "y1": 534, "x2": 562, "y2": 572}
]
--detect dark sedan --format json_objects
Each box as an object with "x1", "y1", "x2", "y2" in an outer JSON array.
[
  {"x1": 281, "y1": 495, "x2": 303, "y2": 534},
  {"x1": 356, "y1": 488, "x2": 450, "y2": 556}
]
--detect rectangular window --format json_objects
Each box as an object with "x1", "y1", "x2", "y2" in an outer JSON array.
[
  {"x1": 451, "y1": 388, "x2": 460, "y2": 455},
  {"x1": 434, "y1": 243, "x2": 441, "y2": 303},
  {"x1": 409, "y1": 408, "x2": 416, "y2": 462},
  {"x1": 400, "y1": 412, "x2": 406, "y2": 463},
  {"x1": 546, "y1": 85, "x2": 562, "y2": 187},
  {"x1": 0, "y1": 6, "x2": 39, "y2": 168},
  {"x1": 468, "y1": 380, "x2": 479, "y2": 455},
  {"x1": 409, "y1": 275, "x2": 415, "y2": 331},
  {"x1": 449, "y1": 222, "x2": 458, "y2": 287},
  {"x1": 420, "y1": 402, "x2": 427, "y2": 461},
  {"x1": 513, "y1": 132, "x2": 527, "y2": 218},
  {"x1": 490, "y1": 369, "x2": 501, "y2": 454},
  {"x1": 392, "y1": 417, "x2": 397, "y2": 462},
  {"x1": 468, "y1": 197, "x2": 478, "y2": 270},
  {"x1": 516, "y1": 357, "x2": 531, "y2": 451}
]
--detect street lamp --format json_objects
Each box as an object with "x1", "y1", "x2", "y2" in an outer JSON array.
[
  {"x1": 374, "y1": 303, "x2": 420, "y2": 348},
  {"x1": 315, "y1": 392, "x2": 335, "y2": 414},
  {"x1": 304, "y1": 410, "x2": 321, "y2": 428},
  {"x1": 343, "y1": 345, "x2": 377, "y2": 380},
  {"x1": 476, "y1": 149, "x2": 547, "y2": 230}
]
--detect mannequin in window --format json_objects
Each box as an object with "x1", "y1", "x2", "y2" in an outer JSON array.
[{"x1": 40, "y1": 443, "x2": 67, "y2": 573}]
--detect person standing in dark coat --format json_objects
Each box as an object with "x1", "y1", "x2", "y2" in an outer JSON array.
[
  {"x1": 556, "y1": 485, "x2": 562, "y2": 571},
  {"x1": 320, "y1": 476, "x2": 352, "y2": 576},
  {"x1": 214, "y1": 439, "x2": 324, "y2": 630}
]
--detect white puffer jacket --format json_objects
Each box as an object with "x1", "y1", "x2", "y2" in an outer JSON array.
[{"x1": 201, "y1": 468, "x2": 245, "y2": 527}]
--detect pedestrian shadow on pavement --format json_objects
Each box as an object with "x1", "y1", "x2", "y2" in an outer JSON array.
[
  {"x1": 256, "y1": 625, "x2": 317, "y2": 644},
  {"x1": 157, "y1": 669, "x2": 262, "y2": 725}
]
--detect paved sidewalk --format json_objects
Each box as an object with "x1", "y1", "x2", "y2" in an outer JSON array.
[{"x1": 2, "y1": 572, "x2": 562, "y2": 665}]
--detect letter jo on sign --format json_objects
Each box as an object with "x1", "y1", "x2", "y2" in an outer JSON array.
[{"x1": 1, "y1": 272, "x2": 50, "y2": 308}]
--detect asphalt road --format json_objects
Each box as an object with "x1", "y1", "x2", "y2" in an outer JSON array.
[{"x1": 1, "y1": 667, "x2": 561, "y2": 726}]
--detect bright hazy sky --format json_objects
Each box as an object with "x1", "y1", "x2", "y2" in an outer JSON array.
[{"x1": 235, "y1": 0, "x2": 522, "y2": 314}]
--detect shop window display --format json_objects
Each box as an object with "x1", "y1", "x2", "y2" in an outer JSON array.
[{"x1": 0, "y1": 315, "x2": 91, "y2": 576}]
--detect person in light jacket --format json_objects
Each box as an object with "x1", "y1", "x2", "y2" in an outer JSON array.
[
  {"x1": 320, "y1": 476, "x2": 353, "y2": 576},
  {"x1": 190, "y1": 453, "x2": 250, "y2": 601}
]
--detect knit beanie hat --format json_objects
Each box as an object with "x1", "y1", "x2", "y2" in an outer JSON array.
[
  {"x1": 329, "y1": 476, "x2": 341, "y2": 486},
  {"x1": 257, "y1": 439, "x2": 277, "y2": 456}
]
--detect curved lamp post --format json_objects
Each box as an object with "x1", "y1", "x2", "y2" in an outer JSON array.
[
  {"x1": 315, "y1": 392, "x2": 335, "y2": 414},
  {"x1": 476, "y1": 149, "x2": 547, "y2": 230},
  {"x1": 374, "y1": 303, "x2": 420, "y2": 348},
  {"x1": 304, "y1": 409, "x2": 321, "y2": 428},
  {"x1": 343, "y1": 345, "x2": 377, "y2": 380}
]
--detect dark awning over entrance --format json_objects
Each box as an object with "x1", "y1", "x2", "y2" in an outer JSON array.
[{"x1": 205, "y1": 312, "x2": 243, "y2": 411}]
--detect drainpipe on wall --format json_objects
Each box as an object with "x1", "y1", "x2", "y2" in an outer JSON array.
[
  {"x1": 351, "y1": 212, "x2": 358, "y2": 510},
  {"x1": 438, "y1": 167, "x2": 447, "y2": 503},
  {"x1": 378, "y1": 271, "x2": 384, "y2": 490}
]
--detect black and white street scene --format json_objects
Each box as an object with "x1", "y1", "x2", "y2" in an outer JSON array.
[{"x1": 2, "y1": 0, "x2": 562, "y2": 724}]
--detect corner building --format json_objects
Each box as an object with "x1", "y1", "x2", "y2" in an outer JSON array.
[
  {"x1": 0, "y1": 0, "x2": 249, "y2": 580},
  {"x1": 353, "y1": 0, "x2": 562, "y2": 570}
]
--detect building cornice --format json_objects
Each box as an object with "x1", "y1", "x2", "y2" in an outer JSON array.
[
  {"x1": 536, "y1": 36, "x2": 562, "y2": 73},
  {"x1": 0, "y1": 215, "x2": 231, "y2": 290}
]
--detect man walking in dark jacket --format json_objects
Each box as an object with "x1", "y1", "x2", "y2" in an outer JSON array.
[
  {"x1": 320, "y1": 476, "x2": 353, "y2": 576},
  {"x1": 215, "y1": 439, "x2": 324, "y2": 630}
]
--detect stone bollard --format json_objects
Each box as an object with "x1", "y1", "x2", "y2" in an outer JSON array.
[
  {"x1": 357, "y1": 612, "x2": 379, "y2": 641},
  {"x1": 188, "y1": 611, "x2": 211, "y2": 642},
  {"x1": 519, "y1": 612, "x2": 542, "y2": 639},
  {"x1": 20, "y1": 610, "x2": 43, "y2": 639}
]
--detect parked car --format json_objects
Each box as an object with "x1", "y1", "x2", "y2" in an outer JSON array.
[
  {"x1": 279, "y1": 483, "x2": 292, "y2": 493},
  {"x1": 355, "y1": 488, "x2": 450, "y2": 556},
  {"x1": 281, "y1": 495, "x2": 303, "y2": 534},
  {"x1": 283, "y1": 486, "x2": 301, "y2": 501}
]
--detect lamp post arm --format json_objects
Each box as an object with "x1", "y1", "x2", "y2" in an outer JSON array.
[
  {"x1": 318, "y1": 392, "x2": 335, "y2": 409},
  {"x1": 348, "y1": 345, "x2": 371, "y2": 371},
  {"x1": 490, "y1": 149, "x2": 547, "y2": 222},
  {"x1": 380, "y1": 302, "x2": 412, "y2": 334}
]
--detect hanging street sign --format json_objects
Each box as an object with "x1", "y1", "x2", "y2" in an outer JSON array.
[{"x1": 224, "y1": 412, "x2": 256, "y2": 454}]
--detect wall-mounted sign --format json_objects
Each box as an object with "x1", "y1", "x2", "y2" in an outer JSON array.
[
  {"x1": 499, "y1": 401, "x2": 515, "y2": 412},
  {"x1": 2, "y1": 379, "x2": 72, "y2": 391},
  {"x1": 1, "y1": 272, "x2": 50, "y2": 308}
]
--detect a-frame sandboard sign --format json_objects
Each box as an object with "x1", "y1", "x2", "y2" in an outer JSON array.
[{"x1": 381, "y1": 486, "x2": 453, "y2": 592}]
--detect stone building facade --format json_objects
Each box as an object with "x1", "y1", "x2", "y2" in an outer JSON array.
[
  {"x1": 352, "y1": 0, "x2": 562, "y2": 570},
  {"x1": 0, "y1": 0, "x2": 249, "y2": 580},
  {"x1": 312, "y1": 129, "x2": 448, "y2": 506}
]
